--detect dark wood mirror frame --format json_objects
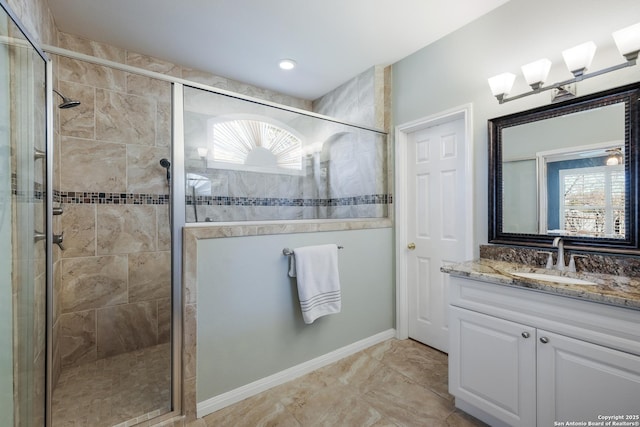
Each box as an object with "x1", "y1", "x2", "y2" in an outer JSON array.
[{"x1": 489, "y1": 82, "x2": 640, "y2": 253}]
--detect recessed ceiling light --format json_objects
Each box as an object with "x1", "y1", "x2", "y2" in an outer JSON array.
[{"x1": 279, "y1": 59, "x2": 296, "y2": 70}]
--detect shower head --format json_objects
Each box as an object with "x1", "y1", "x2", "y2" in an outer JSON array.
[
  {"x1": 52, "y1": 89, "x2": 81, "y2": 109},
  {"x1": 159, "y1": 158, "x2": 171, "y2": 181}
]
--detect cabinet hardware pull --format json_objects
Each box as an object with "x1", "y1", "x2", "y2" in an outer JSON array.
[
  {"x1": 521, "y1": 332, "x2": 530, "y2": 338},
  {"x1": 540, "y1": 337, "x2": 549, "y2": 344}
]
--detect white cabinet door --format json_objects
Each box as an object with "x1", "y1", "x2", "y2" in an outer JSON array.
[
  {"x1": 537, "y1": 330, "x2": 640, "y2": 426},
  {"x1": 449, "y1": 307, "x2": 537, "y2": 427}
]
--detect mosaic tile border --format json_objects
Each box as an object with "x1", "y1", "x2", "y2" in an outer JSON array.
[
  {"x1": 10, "y1": 175, "x2": 391, "y2": 208},
  {"x1": 54, "y1": 190, "x2": 170, "y2": 205},
  {"x1": 186, "y1": 193, "x2": 391, "y2": 207}
]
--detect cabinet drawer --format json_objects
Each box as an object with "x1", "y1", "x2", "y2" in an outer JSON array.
[{"x1": 449, "y1": 275, "x2": 640, "y2": 356}]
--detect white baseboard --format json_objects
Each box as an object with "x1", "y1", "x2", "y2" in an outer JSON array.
[{"x1": 197, "y1": 328, "x2": 397, "y2": 418}]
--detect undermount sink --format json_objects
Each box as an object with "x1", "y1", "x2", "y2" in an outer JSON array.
[{"x1": 510, "y1": 271, "x2": 598, "y2": 286}]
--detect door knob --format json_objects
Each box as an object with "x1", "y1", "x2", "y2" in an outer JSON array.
[{"x1": 407, "y1": 242, "x2": 416, "y2": 250}]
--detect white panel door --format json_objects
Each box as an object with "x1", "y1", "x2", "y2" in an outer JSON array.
[
  {"x1": 537, "y1": 330, "x2": 640, "y2": 426},
  {"x1": 406, "y1": 117, "x2": 467, "y2": 352}
]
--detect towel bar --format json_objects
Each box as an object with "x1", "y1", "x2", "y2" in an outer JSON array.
[{"x1": 282, "y1": 246, "x2": 343, "y2": 256}]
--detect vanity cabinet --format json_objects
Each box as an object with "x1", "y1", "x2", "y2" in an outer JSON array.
[{"x1": 448, "y1": 276, "x2": 640, "y2": 427}]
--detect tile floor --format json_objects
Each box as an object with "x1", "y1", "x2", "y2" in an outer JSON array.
[
  {"x1": 52, "y1": 343, "x2": 172, "y2": 426},
  {"x1": 194, "y1": 338, "x2": 487, "y2": 427}
]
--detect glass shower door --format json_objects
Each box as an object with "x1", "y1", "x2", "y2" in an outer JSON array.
[{"x1": 1, "y1": 2, "x2": 49, "y2": 425}]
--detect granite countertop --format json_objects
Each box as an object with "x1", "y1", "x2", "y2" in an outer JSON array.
[{"x1": 442, "y1": 259, "x2": 640, "y2": 311}]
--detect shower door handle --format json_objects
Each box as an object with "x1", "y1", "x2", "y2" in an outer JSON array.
[{"x1": 34, "y1": 148, "x2": 46, "y2": 160}]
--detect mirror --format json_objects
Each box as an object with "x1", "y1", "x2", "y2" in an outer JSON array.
[{"x1": 489, "y1": 82, "x2": 640, "y2": 252}]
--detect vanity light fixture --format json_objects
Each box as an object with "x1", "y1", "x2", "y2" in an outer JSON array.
[
  {"x1": 279, "y1": 59, "x2": 296, "y2": 70},
  {"x1": 488, "y1": 22, "x2": 640, "y2": 104}
]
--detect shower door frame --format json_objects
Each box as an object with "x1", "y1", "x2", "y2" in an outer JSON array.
[
  {"x1": 41, "y1": 44, "x2": 183, "y2": 426},
  {"x1": 0, "y1": 0, "x2": 52, "y2": 424}
]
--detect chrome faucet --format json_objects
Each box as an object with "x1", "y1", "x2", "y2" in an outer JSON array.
[{"x1": 552, "y1": 237, "x2": 565, "y2": 271}]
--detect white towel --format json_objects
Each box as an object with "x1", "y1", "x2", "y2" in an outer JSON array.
[{"x1": 291, "y1": 244, "x2": 341, "y2": 324}]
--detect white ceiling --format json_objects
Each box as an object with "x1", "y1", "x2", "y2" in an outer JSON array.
[{"x1": 47, "y1": 0, "x2": 510, "y2": 100}]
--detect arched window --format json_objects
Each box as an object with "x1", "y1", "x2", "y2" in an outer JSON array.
[{"x1": 210, "y1": 119, "x2": 302, "y2": 172}]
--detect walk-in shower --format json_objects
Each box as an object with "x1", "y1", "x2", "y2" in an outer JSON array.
[{"x1": 49, "y1": 59, "x2": 175, "y2": 425}]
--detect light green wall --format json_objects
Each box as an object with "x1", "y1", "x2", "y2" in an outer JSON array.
[
  {"x1": 196, "y1": 227, "x2": 394, "y2": 399},
  {"x1": 392, "y1": 0, "x2": 640, "y2": 253}
]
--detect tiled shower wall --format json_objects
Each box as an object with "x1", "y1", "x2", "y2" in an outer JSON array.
[{"x1": 53, "y1": 36, "x2": 173, "y2": 372}]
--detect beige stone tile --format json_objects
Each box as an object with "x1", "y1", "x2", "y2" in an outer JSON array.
[
  {"x1": 185, "y1": 419, "x2": 206, "y2": 427},
  {"x1": 61, "y1": 255, "x2": 128, "y2": 312},
  {"x1": 60, "y1": 204, "x2": 96, "y2": 258},
  {"x1": 97, "y1": 301, "x2": 158, "y2": 358},
  {"x1": 373, "y1": 338, "x2": 452, "y2": 402},
  {"x1": 445, "y1": 410, "x2": 490, "y2": 426},
  {"x1": 306, "y1": 394, "x2": 390, "y2": 427},
  {"x1": 126, "y1": 52, "x2": 182, "y2": 77},
  {"x1": 52, "y1": 319, "x2": 61, "y2": 388},
  {"x1": 58, "y1": 31, "x2": 126, "y2": 62},
  {"x1": 127, "y1": 144, "x2": 170, "y2": 194},
  {"x1": 203, "y1": 387, "x2": 300, "y2": 427},
  {"x1": 53, "y1": 343, "x2": 171, "y2": 426},
  {"x1": 57, "y1": 81, "x2": 95, "y2": 139},
  {"x1": 96, "y1": 205, "x2": 157, "y2": 254},
  {"x1": 156, "y1": 101, "x2": 171, "y2": 148},
  {"x1": 361, "y1": 365, "x2": 454, "y2": 425},
  {"x1": 181, "y1": 68, "x2": 230, "y2": 89},
  {"x1": 60, "y1": 136, "x2": 126, "y2": 192},
  {"x1": 127, "y1": 73, "x2": 172, "y2": 103},
  {"x1": 53, "y1": 260, "x2": 62, "y2": 323},
  {"x1": 282, "y1": 380, "x2": 348, "y2": 425},
  {"x1": 95, "y1": 88, "x2": 156, "y2": 146},
  {"x1": 59, "y1": 310, "x2": 96, "y2": 367},
  {"x1": 57, "y1": 55, "x2": 127, "y2": 92},
  {"x1": 183, "y1": 303, "x2": 197, "y2": 380},
  {"x1": 183, "y1": 376, "x2": 197, "y2": 422},
  {"x1": 129, "y1": 251, "x2": 171, "y2": 302},
  {"x1": 316, "y1": 349, "x2": 384, "y2": 393},
  {"x1": 34, "y1": 272, "x2": 47, "y2": 357},
  {"x1": 157, "y1": 298, "x2": 171, "y2": 344},
  {"x1": 157, "y1": 206, "x2": 171, "y2": 251}
]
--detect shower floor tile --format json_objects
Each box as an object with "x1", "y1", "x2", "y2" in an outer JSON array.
[{"x1": 52, "y1": 343, "x2": 171, "y2": 427}]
